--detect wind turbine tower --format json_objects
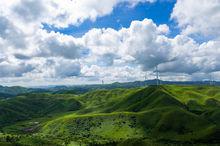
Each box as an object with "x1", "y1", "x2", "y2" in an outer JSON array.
[
  {"x1": 209, "y1": 74, "x2": 215, "y2": 86},
  {"x1": 144, "y1": 73, "x2": 148, "y2": 86},
  {"x1": 156, "y1": 65, "x2": 159, "y2": 86}
]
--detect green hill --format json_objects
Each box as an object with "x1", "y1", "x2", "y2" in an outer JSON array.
[
  {"x1": 0, "y1": 86, "x2": 29, "y2": 99},
  {"x1": 163, "y1": 85, "x2": 220, "y2": 103},
  {"x1": 0, "y1": 93, "x2": 81, "y2": 128},
  {"x1": 41, "y1": 107, "x2": 218, "y2": 144},
  {"x1": 0, "y1": 85, "x2": 220, "y2": 146},
  {"x1": 39, "y1": 86, "x2": 220, "y2": 145}
]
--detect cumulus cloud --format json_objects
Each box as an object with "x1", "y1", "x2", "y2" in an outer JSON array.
[
  {"x1": 0, "y1": 0, "x2": 155, "y2": 29},
  {"x1": 54, "y1": 59, "x2": 81, "y2": 78},
  {"x1": 83, "y1": 19, "x2": 172, "y2": 70},
  {"x1": 121, "y1": 19, "x2": 172, "y2": 70},
  {"x1": 0, "y1": 61, "x2": 34, "y2": 77},
  {"x1": 196, "y1": 40, "x2": 220, "y2": 73},
  {"x1": 83, "y1": 17, "x2": 220, "y2": 78},
  {"x1": 0, "y1": 0, "x2": 157, "y2": 84},
  {"x1": 158, "y1": 35, "x2": 200, "y2": 74},
  {"x1": 0, "y1": 16, "x2": 26, "y2": 49},
  {"x1": 171, "y1": 0, "x2": 220, "y2": 38},
  {"x1": 34, "y1": 30, "x2": 88, "y2": 59},
  {"x1": 81, "y1": 64, "x2": 146, "y2": 83},
  {"x1": 159, "y1": 35, "x2": 220, "y2": 74},
  {"x1": 19, "y1": 57, "x2": 81, "y2": 78},
  {"x1": 1, "y1": 0, "x2": 220, "y2": 85},
  {"x1": 12, "y1": 0, "x2": 47, "y2": 22}
]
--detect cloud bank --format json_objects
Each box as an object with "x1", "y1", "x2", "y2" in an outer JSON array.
[{"x1": 0, "y1": 0, "x2": 220, "y2": 86}]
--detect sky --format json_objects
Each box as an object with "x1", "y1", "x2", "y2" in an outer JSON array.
[{"x1": 0, "y1": 0, "x2": 220, "y2": 86}]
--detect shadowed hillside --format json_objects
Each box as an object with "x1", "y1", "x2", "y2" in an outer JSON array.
[
  {"x1": 0, "y1": 85, "x2": 220, "y2": 146},
  {"x1": 0, "y1": 93, "x2": 81, "y2": 128}
]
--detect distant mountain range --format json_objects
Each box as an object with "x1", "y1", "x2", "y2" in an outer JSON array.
[
  {"x1": 0, "y1": 79, "x2": 219, "y2": 99},
  {"x1": 0, "y1": 85, "x2": 29, "y2": 99}
]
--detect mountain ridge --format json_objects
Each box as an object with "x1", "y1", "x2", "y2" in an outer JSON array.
[
  {"x1": 1, "y1": 79, "x2": 220, "y2": 99},
  {"x1": 1, "y1": 85, "x2": 220, "y2": 145}
]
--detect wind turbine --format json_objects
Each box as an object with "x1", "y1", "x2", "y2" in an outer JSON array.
[
  {"x1": 210, "y1": 73, "x2": 216, "y2": 86},
  {"x1": 144, "y1": 74, "x2": 147, "y2": 81},
  {"x1": 144, "y1": 73, "x2": 148, "y2": 86},
  {"x1": 155, "y1": 65, "x2": 159, "y2": 86}
]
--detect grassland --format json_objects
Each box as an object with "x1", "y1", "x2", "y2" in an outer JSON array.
[{"x1": 0, "y1": 85, "x2": 220, "y2": 146}]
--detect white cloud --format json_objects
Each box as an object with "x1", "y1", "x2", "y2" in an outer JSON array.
[
  {"x1": 159, "y1": 35, "x2": 220, "y2": 75},
  {"x1": 157, "y1": 24, "x2": 170, "y2": 34},
  {"x1": 120, "y1": 19, "x2": 172, "y2": 70},
  {"x1": 12, "y1": 0, "x2": 47, "y2": 22},
  {"x1": 0, "y1": 59, "x2": 34, "y2": 77},
  {"x1": 81, "y1": 64, "x2": 146, "y2": 83},
  {"x1": 33, "y1": 30, "x2": 87, "y2": 59},
  {"x1": 83, "y1": 19, "x2": 172, "y2": 70},
  {"x1": 171, "y1": 0, "x2": 220, "y2": 38},
  {"x1": 0, "y1": 16, "x2": 26, "y2": 49},
  {"x1": 53, "y1": 59, "x2": 81, "y2": 78},
  {"x1": 196, "y1": 40, "x2": 220, "y2": 72},
  {"x1": 1, "y1": 0, "x2": 220, "y2": 85},
  {"x1": 83, "y1": 18, "x2": 220, "y2": 78},
  {"x1": 0, "y1": 0, "x2": 155, "y2": 29},
  {"x1": 19, "y1": 57, "x2": 81, "y2": 78}
]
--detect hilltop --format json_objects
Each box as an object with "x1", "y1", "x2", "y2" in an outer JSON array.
[
  {"x1": 1, "y1": 79, "x2": 220, "y2": 99},
  {"x1": 0, "y1": 85, "x2": 220, "y2": 146}
]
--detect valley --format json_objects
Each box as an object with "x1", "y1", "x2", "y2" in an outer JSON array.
[{"x1": 0, "y1": 85, "x2": 220, "y2": 146}]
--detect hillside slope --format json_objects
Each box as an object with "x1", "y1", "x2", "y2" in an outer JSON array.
[
  {"x1": 0, "y1": 93, "x2": 81, "y2": 128},
  {"x1": 0, "y1": 85, "x2": 220, "y2": 146},
  {"x1": 0, "y1": 86, "x2": 29, "y2": 99},
  {"x1": 40, "y1": 86, "x2": 220, "y2": 145}
]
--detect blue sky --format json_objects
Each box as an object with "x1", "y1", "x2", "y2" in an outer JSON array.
[
  {"x1": 44, "y1": 0, "x2": 178, "y2": 38},
  {"x1": 1, "y1": 0, "x2": 220, "y2": 86}
]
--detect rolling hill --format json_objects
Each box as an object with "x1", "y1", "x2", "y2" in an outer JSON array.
[
  {"x1": 0, "y1": 85, "x2": 220, "y2": 146},
  {"x1": 0, "y1": 86, "x2": 29, "y2": 99},
  {"x1": 1, "y1": 79, "x2": 220, "y2": 98},
  {"x1": 0, "y1": 93, "x2": 81, "y2": 128}
]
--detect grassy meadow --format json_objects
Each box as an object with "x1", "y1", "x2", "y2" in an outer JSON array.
[{"x1": 0, "y1": 85, "x2": 220, "y2": 146}]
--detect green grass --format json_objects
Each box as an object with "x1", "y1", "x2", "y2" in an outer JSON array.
[
  {"x1": 0, "y1": 93, "x2": 81, "y2": 128},
  {"x1": 41, "y1": 107, "x2": 218, "y2": 145},
  {"x1": 75, "y1": 88, "x2": 142, "y2": 114},
  {"x1": 162, "y1": 85, "x2": 220, "y2": 104},
  {"x1": 1, "y1": 85, "x2": 220, "y2": 145}
]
